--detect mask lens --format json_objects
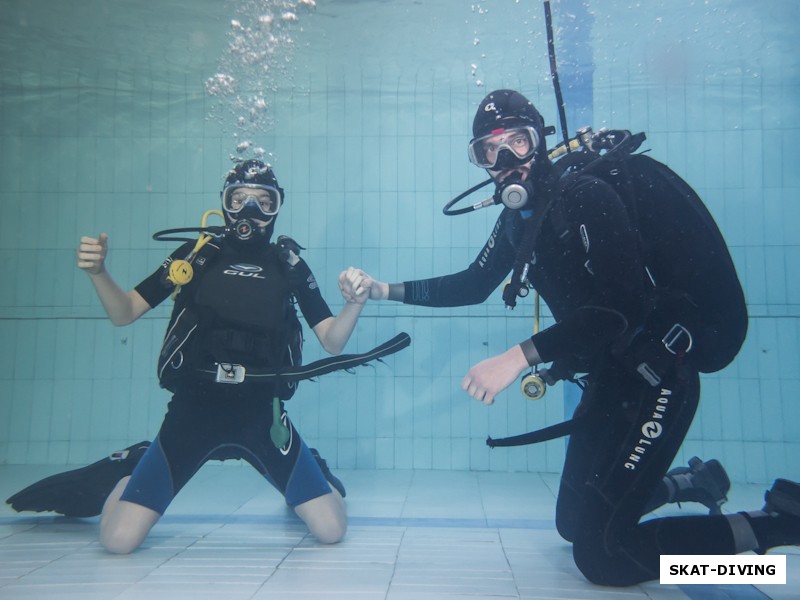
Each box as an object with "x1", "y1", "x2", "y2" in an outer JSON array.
[
  {"x1": 223, "y1": 184, "x2": 281, "y2": 217},
  {"x1": 468, "y1": 126, "x2": 539, "y2": 169}
]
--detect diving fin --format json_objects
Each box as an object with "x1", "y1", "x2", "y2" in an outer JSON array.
[{"x1": 5, "y1": 441, "x2": 150, "y2": 518}]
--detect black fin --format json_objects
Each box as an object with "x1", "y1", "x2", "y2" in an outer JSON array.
[{"x1": 5, "y1": 441, "x2": 150, "y2": 518}]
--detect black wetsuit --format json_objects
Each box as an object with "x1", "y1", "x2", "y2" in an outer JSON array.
[
  {"x1": 121, "y1": 239, "x2": 335, "y2": 513},
  {"x1": 403, "y1": 176, "x2": 739, "y2": 586}
]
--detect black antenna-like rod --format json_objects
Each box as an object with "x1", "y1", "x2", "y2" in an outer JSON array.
[{"x1": 544, "y1": 0, "x2": 570, "y2": 150}]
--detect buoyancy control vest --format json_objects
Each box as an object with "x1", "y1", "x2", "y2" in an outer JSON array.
[
  {"x1": 541, "y1": 131, "x2": 748, "y2": 383},
  {"x1": 157, "y1": 237, "x2": 304, "y2": 399}
]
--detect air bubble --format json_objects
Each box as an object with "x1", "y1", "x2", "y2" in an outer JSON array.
[{"x1": 206, "y1": 0, "x2": 314, "y2": 154}]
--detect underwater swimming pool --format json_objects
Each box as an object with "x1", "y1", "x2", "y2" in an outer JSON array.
[{"x1": 0, "y1": 0, "x2": 798, "y2": 487}]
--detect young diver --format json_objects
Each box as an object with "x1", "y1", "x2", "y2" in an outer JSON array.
[
  {"x1": 345, "y1": 90, "x2": 800, "y2": 585},
  {"x1": 75, "y1": 159, "x2": 370, "y2": 553}
]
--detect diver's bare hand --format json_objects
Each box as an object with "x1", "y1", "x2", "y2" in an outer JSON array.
[
  {"x1": 77, "y1": 233, "x2": 109, "y2": 275},
  {"x1": 461, "y1": 345, "x2": 529, "y2": 405},
  {"x1": 338, "y1": 267, "x2": 373, "y2": 304}
]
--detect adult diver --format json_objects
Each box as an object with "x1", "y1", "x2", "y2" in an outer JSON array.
[{"x1": 345, "y1": 89, "x2": 800, "y2": 586}]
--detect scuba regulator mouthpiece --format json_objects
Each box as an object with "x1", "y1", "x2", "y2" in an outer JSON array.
[
  {"x1": 495, "y1": 172, "x2": 534, "y2": 211},
  {"x1": 232, "y1": 218, "x2": 257, "y2": 241}
]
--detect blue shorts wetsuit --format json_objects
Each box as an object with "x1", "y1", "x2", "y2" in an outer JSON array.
[
  {"x1": 121, "y1": 381, "x2": 331, "y2": 513},
  {"x1": 123, "y1": 238, "x2": 335, "y2": 514}
]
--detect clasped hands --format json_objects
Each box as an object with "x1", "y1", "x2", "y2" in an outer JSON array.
[{"x1": 338, "y1": 267, "x2": 531, "y2": 405}]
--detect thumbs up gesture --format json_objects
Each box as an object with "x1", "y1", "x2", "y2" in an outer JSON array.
[{"x1": 77, "y1": 233, "x2": 109, "y2": 275}]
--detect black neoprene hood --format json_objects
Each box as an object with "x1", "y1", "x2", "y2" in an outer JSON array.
[
  {"x1": 223, "y1": 159, "x2": 282, "y2": 194},
  {"x1": 472, "y1": 89, "x2": 545, "y2": 141}
]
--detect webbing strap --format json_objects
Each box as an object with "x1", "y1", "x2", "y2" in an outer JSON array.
[
  {"x1": 196, "y1": 332, "x2": 411, "y2": 384},
  {"x1": 486, "y1": 416, "x2": 584, "y2": 448}
]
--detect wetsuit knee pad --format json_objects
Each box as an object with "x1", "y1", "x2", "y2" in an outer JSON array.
[
  {"x1": 568, "y1": 485, "x2": 637, "y2": 586},
  {"x1": 120, "y1": 437, "x2": 175, "y2": 515},
  {"x1": 282, "y1": 443, "x2": 332, "y2": 508},
  {"x1": 572, "y1": 537, "x2": 614, "y2": 586},
  {"x1": 555, "y1": 491, "x2": 581, "y2": 542},
  {"x1": 555, "y1": 511, "x2": 577, "y2": 543},
  {"x1": 571, "y1": 519, "x2": 637, "y2": 587},
  {"x1": 571, "y1": 503, "x2": 657, "y2": 587}
]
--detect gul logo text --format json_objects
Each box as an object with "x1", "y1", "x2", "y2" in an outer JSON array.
[{"x1": 223, "y1": 263, "x2": 266, "y2": 279}]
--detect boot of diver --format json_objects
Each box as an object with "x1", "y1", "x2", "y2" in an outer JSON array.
[
  {"x1": 746, "y1": 478, "x2": 800, "y2": 554},
  {"x1": 5, "y1": 441, "x2": 150, "y2": 518},
  {"x1": 664, "y1": 456, "x2": 731, "y2": 515}
]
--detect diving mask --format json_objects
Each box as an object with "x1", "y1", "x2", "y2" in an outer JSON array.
[
  {"x1": 468, "y1": 126, "x2": 539, "y2": 170},
  {"x1": 222, "y1": 184, "x2": 282, "y2": 218}
]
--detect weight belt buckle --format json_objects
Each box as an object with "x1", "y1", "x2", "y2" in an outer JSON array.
[{"x1": 216, "y1": 363, "x2": 246, "y2": 384}]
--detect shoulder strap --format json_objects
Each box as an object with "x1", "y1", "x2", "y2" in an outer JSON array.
[
  {"x1": 548, "y1": 133, "x2": 649, "y2": 255},
  {"x1": 190, "y1": 240, "x2": 222, "y2": 275},
  {"x1": 274, "y1": 235, "x2": 306, "y2": 298},
  {"x1": 543, "y1": 150, "x2": 599, "y2": 241},
  {"x1": 502, "y1": 170, "x2": 563, "y2": 308},
  {"x1": 503, "y1": 154, "x2": 610, "y2": 309},
  {"x1": 169, "y1": 240, "x2": 223, "y2": 307}
]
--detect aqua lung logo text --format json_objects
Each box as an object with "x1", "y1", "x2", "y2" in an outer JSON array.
[
  {"x1": 224, "y1": 263, "x2": 266, "y2": 279},
  {"x1": 478, "y1": 219, "x2": 502, "y2": 268},
  {"x1": 624, "y1": 388, "x2": 671, "y2": 471},
  {"x1": 642, "y1": 421, "x2": 663, "y2": 438}
]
